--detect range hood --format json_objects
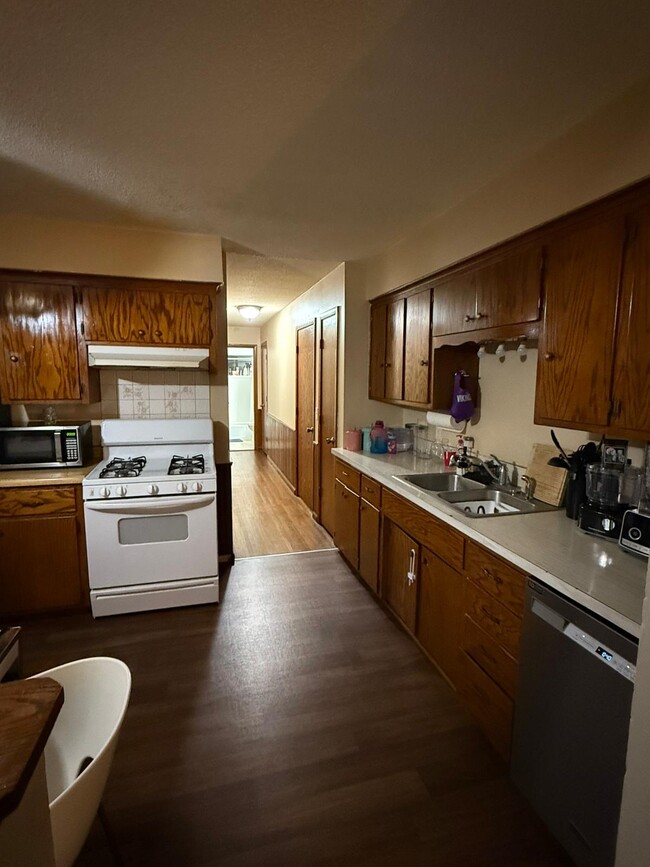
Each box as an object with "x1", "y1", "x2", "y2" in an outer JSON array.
[{"x1": 87, "y1": 344, "x2": 210, "y2": 369}]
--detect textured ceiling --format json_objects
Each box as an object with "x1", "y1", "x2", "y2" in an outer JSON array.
[{"x1": 2, "y1": 0, "x2": 650, "y2": 267}]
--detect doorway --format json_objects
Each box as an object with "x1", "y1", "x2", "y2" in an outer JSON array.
[
  {"x1": 228, "y1": 345, "x2": 257, "y2": 451},
  {"x1": 296, "y1": 322, "x2": 316, "y2": 512}
]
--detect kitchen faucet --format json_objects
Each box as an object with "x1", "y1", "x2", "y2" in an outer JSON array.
[{"x1": 478, "y1": 454, "x2": 510, "y2": 487}]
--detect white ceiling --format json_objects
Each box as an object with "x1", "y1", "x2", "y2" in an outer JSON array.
[{"x1": 2, "y1": 0, "x2": 650, "y2": 312}]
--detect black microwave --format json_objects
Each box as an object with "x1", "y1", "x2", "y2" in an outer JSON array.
[{"x1": 0, "y1": 422, "x2": 93, "y2": 470}]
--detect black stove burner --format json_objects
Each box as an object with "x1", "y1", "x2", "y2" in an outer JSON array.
[
  {"x1": 99, "y1": 456, "x2": 147, "y2": 479},
  {"x1": 168, "y1": 454, "x2": 205, "y2": 476}
]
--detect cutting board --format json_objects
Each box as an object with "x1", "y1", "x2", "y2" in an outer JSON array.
[{"x1": 526, "y1": 443, "x2": 568, "y2": 507}]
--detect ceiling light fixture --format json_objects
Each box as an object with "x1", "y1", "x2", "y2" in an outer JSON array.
[{"x1": 237, "y1": 305, "x2": 262, "y2": 321}]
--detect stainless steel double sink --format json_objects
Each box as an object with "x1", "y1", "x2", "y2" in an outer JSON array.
[{"x1": 396, "y1": 472, "x2": 557, "y2": 518}]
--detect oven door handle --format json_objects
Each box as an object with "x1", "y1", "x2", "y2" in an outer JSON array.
[{"x1": 84, "y1": 494, "x2": 215, "y2": 514}]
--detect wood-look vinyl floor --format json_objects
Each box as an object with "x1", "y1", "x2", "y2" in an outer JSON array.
[
  {"x1": 19, "y1": 551, "x2": 570, "y2": 867},
  {"x1": 232, "y1": 451, "x2": 334, "y2": 558}
]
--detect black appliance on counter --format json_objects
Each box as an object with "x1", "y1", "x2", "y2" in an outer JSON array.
[{"x1": 0, "y1": 404, "x2": 9, "y2": 428}]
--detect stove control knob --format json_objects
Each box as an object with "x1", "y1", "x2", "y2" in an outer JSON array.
[
  {"x1": 192, "y1": 481, "x2": 203, "y2": 493},
  {"x1": 601, "y1": 517, "x2": 615, "y2": 532},
  {"x1": 117, "y1": 485, "x2": 128, "y2": 497},
  {"x1": 147, "y1": 484, "x2": 159, "y2": 495},
  {"x1": 99, "y1": 486, "x2": 111, "y2": 498},
  {"x1": 177, "y1": 482, "x2": 188, "y2": 494}
]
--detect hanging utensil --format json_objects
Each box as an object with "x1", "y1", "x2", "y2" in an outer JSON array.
[{"x1": 550, "y1": 429, "x2": 571, "y2": 465}]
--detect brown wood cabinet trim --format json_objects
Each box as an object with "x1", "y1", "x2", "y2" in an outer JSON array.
[
  {"x1": 464, "y1": 540, "x2": 526, "y2": 618},
  {"x1": 0, "y1": 268, "x2": 220, "y2": 294},
  {"x1": 461, "y1": 613, "x2": 519, "y2": 700},
  {"x1": 0, "y1": 485, "x2": 77, "y2": 518},
  {"x1": 334, "y1": 459, "x2": 361, "y2": 494},
  {"x1": 464, "y1": 579, "x2": 522, "y2": 660},
  {"x1": 360, "y1": 475, "x2": 381, "y2": 508}
]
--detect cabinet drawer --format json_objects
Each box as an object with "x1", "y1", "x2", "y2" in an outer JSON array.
[
  {"x1": 0, "y1": 486, "x2": 77, "y2": 518},
  {"x1": 334, "y1": 460, "x2": 361, "y2": 494},
  {"x1": 360, "y1": 475, "x2": 381, "y2": 508},
  {"x1": 464, "y1": 579, "x2": 522, "y2": 659},
  {"x1": 382, "y1": 489, "x2": 464, "y2": 571},
  {"x1": 458, "y1": 650, "x2": 513, "y2": 760},
  {"x1": 465, "y1": 541, "x2": 526, "y2": 616},
  {"x1": 461, "y1": 614, "x2": 519, "y2": 699}
]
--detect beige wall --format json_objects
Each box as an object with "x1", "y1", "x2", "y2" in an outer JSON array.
[
  {"x1": 260, "y1": 263, "x2": 345, "y2": 438},
  {"x1": 0, "y1": 214, "x2": 223, "y2": 282}
]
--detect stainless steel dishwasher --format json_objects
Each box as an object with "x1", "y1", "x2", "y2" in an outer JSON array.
[{"x1": 511, "y1": 579, "x2": 637, "y2": 867}]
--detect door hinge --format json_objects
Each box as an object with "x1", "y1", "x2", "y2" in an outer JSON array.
[
  {"x1": 320, "y1": 338, "x2": 325, "y2": 349},
  {"x1": 80, "y1": 321, "x2": 85, "y2": 335}
]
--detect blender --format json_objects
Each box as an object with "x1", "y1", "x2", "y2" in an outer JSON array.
[{"x1": 578, "y1": 441, "x2": 627, "y2": 539}]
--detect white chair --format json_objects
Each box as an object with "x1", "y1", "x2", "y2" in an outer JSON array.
[{"x1": 31, "y1": 657, "x2": 132, "y2": 867}]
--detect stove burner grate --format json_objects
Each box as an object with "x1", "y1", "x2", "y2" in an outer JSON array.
[
  {"x1": 168, "y1": 454, "x2": 205, "y2": 476},
  {"x1": 99, "y1": 456, "x2": 147, "y2": 479}
]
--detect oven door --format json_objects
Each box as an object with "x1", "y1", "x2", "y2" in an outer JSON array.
[{"x1": 84, "y1": 494, "x2": 218, "y2": 589}]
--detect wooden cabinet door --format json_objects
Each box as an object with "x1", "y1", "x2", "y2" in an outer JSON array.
[
  {"x1": 416, "y1": 547, "x2": 462, "y2": 684},
  {"x1": 0, "y1": 514, "x2": 84, "y2": 616},
  {"x1": 368, "y1": 301, "x2": 387, "y2": 400},
  {"x1": 359, "y1": 499, "x2": 380, "y2": 592},
  {"x1": 403, "y1": 288, "x2": 431, "y2": 405},
  {"x1": 431, "y1": 271, "x2": 476, "y2": 336},
  {"x1": 82, "y1": 287, "x2": 212, "y2": 346},
  {"x1": 610, "y1": 205, "x2": 650, "y2": 438},
  {"x1": 535, "y1": 217, "x2": 624, "y2": 428},
  {"x1": 475, "y1": 246, "x2": 542, "y2": 330},
  {"x1": 0, "y1": 282, "x2": 81, "y2": 401},
  {"x1": 381, "y1": 518, "x2": 418, "y2": 633},
  {"x1": 384, "y1": 298, "x2": 405, "y2": 400},
  {"x1": 334, "y1": 480, "x2": 359, "y2": 570}
]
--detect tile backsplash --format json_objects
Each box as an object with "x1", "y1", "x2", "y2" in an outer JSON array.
[{"x1": 100, "y1": 369, "x2": 211, "y2": 419}]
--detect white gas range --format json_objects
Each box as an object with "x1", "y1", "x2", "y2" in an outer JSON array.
[{"x1": 83, "y1": 419, "x2": 219, "y2": 617}]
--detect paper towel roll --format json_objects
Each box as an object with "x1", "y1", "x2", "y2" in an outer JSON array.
[{"x1": 426, "y1": 411, "x2": 464, "y2": 431}]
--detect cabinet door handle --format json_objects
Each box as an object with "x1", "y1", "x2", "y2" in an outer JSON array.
[
  {"x1": 475, "y1": 312, "x2": 486, "y2": 320},
  {"x1": 154, "y1": 329, "x2": 163, "y2": 337},
  {"x1": 9, "y1": 354, "x2": 19, "y2": 362},
  {"x1": 482, "y1": 567, "x2": 502, "y2": 586},
  {"x1": 326, "y1": 436, "x2": 335, "y2": 444},
  {"x1": 407, "y1": 548, "x2": 417, "y2": 585},
  {"x1": 419, "y1": 359, "x2": 429, "y2": 366},
  {"x1": 385, "y1": 362, "x2": 392, "y2": 368},
  {"x1": 544, "y1": 352, "x2": 555, "y2": 361},
  {"x1": 480, "y1": 605, "x2": 501, "y2": 626},
  {"x1": 137, "y1": 329, "x2": 146, "y2": 337},
  {"x1": 464, "y1": 314, "x2": 476, "y2": 322}
]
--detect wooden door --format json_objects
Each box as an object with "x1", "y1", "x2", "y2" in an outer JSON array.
[
  {"x1": 431, "y1": 271, "x2": 476, "y2": 336},
  {"x1": 416, "y1": 547, "x2": 463, "y2": 684},
  {"x1": 368, "y1": 301, "x2": 387, "y2": 400},
  {"x1": 535, "y1": 217, "x2": 624, "y2": 429},
  {"x1": 384, "y1": 298, "x2": 405, "y2": 400},
  {"x1": 359, "y1": 500, "x2": 380, "y2": 592},
  {"x1": 318, "y1": 310, "x2": 338, "y2": 535},
  {"x1": 334, "y1": 480, "x2": 359, "y2": 570},
  {"x1": 261, "y1": 341, "x2": 269, "y2": 453},
  {"x1": 0, "y1": 282, "x2": 81, "y2": 402},
  {"x1": 296, "y1": 322, "x2": 316, "y2": 511},
  {"x1": 403, "y1": 287, "x2": 431, "y2": 405},
  {"x1": 475, "y1": 246, "x2": 542, "y2": 329},
  {"x1": 610, "y1": 205, "x2": 650, "y2": 438},
  {"x1": 381, "y1": 518, "x2": 418, "y2": 633}
]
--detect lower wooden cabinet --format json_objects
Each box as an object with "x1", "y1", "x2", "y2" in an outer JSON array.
[
  {"x1": 358, "y1": 499, "x2": 380, "y2": 592},
  {"x1": 334, "y1": 479, "x2": 360, "y2": 570},
  {"x1": 0, "y1": 485, "x2": 89, "y2": 617},
  {"x1": 381, "y1": 518, "x2": 418, "y2": 633},
  {"x1": 416, "y1": 547, "x2": 463, "y2": 684},
  {"x1": 457, "y1": 649, "x2": 514, "y2": 761}
]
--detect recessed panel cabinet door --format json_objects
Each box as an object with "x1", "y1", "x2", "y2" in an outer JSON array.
[
  {"x1": 369, "y1": 302, "x2": 387, "y2": 400},
  {"x1": 403, "y1": 288, "x2": 431, "y2": 405},
  {"x1": 416, "y1": 547, "x2": 462, "y2": 684},
  {"x1": 475, "y1": 246, "x2": 542, "y2": 330},
  {"x1": 381, "y1": 518, "x2": 418, "y2": 633},
  {"x1": 535, "y1": 217, "x2": 624, "y2": 429},
  {"x1": 359, "y1": 500, "x2": 380, "y2": 593},
  {"x1": 0, "y1": 282, "x2": 81, "y2": 401},
  {"x1": 610, "y1": 205, "x2": 650, "y2": 438},
  {"x1": 384, "y1": 299, "x2": 405, "y2": 400},
  {"x1": 432, "y1": 271, "x2": 476, "y2": 336},
  {"x1": 334, "y1": 480, "x2": 359, "y2": 570}
]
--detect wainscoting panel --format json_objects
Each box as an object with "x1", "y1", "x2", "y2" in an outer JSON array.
[{"x1": 264, "y1": 412, "x2": 297, "y2": 490}]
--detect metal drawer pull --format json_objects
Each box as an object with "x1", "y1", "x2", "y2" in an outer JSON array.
[
  {"x1": 480, "y1": 606, "x2": 501, "y2": 626},
  {"x1": 407, "y1": 548, "x2": 417, "y2": 585},
  {"x1": 482, "y1": 568, "x2": 503, "y2": 585}
]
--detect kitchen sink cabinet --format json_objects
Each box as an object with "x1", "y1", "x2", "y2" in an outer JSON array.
[
  {"x1": 334, "y1": 478, "x2": 360, "y2": 570},
  {"x1": 381, "y1": 518, "x2": 418, "y2": 633},
  {"x1": 0, "y1": 485, "x2": 89, "y2": 617},
  {"x1": 416, "y1": 547, "x2": 463, "y2": 684},
  {"x1": 334, "y1": 463, "x2": 381, "y2": 586},
  {"x1": 535, "y1": 216, "x2": 625, "y2": 430},
  {"x1": 432, "y1": 245, "x2": 542, "y2": 337},
  {"x1": 0, "y1": 281, "x2": 95, "y2": 404},
  {"x1": 82, "y1": 286, "x2": 212, "y2": 346}
]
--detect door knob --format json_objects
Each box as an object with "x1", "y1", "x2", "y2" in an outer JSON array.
[
  {"x1": 306, "y1": 427, "x2": 314, "y2": 433},
  {"x1": 419, "y1": 359, "x2": 428, "y2": 366},
  {"x1": 326, "y1": 436, "x2": 335, "y2": 444},
  {"x1": 9, "y1": 354, "x2": 19, "y2": 362}
]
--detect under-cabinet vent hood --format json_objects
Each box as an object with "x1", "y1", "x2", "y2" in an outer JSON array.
[{"x1": 87, "y1": 344, "x2": 210, "y2": 369}]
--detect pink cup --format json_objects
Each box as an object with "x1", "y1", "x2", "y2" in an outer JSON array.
[{"x1": 344, "y1": 429, "x2": 362, "y2": 451}]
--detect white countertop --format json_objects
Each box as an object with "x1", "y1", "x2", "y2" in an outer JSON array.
[{"x1": 333, "y1": 448, "x2": 648, "y2": 638}]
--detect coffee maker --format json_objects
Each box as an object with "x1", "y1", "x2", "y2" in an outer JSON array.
[{"x1": 578, "y1": 439, "x2": 628, "y2": 539}]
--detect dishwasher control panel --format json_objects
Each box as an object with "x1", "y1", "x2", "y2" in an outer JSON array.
[{"x1": 564, "y1": 622, "x2": 636, "y2": 682}]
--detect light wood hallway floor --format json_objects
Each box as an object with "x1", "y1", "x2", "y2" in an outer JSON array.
[{"x1": 231, "y1": 450, "x2": 335, "y2": 558}]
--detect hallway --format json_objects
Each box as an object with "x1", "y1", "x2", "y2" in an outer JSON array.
[{"x1": 231, "y1": 451, "x2": 335, "y2": 558}]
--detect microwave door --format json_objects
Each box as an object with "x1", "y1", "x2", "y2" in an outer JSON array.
[{"x1": 0, "y1": 429, "x2": 58, "y2": 467}]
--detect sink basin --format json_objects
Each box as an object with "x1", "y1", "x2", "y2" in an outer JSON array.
[
  {"x1": 397, "y1": 473, "x2": 486, "y2": 493},
  {"x1": 438, "y1": 488, "x2": 557, "y2": 518}
]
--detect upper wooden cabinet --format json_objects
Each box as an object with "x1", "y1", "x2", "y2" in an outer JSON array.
[
  {"x1": 368, "y1": 302, "x2": 387, "y2": 400},
  {"x1": 432, "y1": 246, "x2": 543, "y2": 336},
  {"x1": 535, "y1": 216, "x2": 625, "y2": 430},
  {"x1": 0, "y1": 281, "x2": 85, "y2": 403},
  {"x1": 82, "y1": 287, "x2": 212, "y2": 346}
]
